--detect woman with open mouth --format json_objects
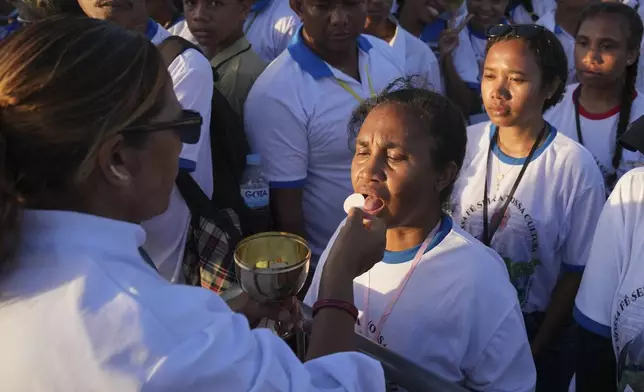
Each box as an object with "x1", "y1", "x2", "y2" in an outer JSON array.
[
  {"x1": 544, "y1": 2, "x2": 644, "y2": 192},
  {"x1": 305, "y1": 78, "x2": 536, "y2": 392},
  {"x1": 450, "y1": 24, "x2": 606, "y2": 391}
]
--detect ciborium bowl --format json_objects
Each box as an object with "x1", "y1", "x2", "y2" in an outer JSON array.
[{"x1": 234, "y1": 232, "x2": 311, "y2": 302}]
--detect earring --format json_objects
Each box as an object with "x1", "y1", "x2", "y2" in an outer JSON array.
[{"x1": 110, "y1": 165, "x2": 129, "y2": 181}]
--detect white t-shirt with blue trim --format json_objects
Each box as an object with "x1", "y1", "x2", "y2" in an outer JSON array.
[
  {"x1": 451, "y1": 121, "x2": 606, "y2": 313},
  {"x1": 388, "y1": 20, "x2": 443, "y2": 94},
  {"x1": 243, "y1": 0, "x2": 300, "y2": 62},
  {"x1": 575, "y1": 167, "x2": 644, "y2": 360},
  {"x1": 544, "y1": 83, "x2": 644, "y2": 189},
  {"x1": 141, "y1": 21, "x2": 214, "y2": 282},
  {"x1": 244, "y1": 27, "x2": 405, "y2": 262},
  {"x1": 304, "y1": 216, "x2": 536, "y2": 392}
]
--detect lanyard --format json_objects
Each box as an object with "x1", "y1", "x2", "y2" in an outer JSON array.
[
  {"x1": 362, "y1": 223, "x2": 437, "y2": 340},
  {"x1": 482, "y1": 124, "x2": 548, "y2": 246},
  {"x1": 334, "y1": 63, "x2": 375, "y2": 103}
]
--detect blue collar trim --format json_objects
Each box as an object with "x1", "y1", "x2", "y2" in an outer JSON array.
[
  {"x1": 145, "y1": 19, "x2": 159, "y2": 41},
  {"x1": 554, "y1": 24, "x2": 563, "y2": 35},
  {"x1": 287, "y1": 24, "x2": 373, "y2": 80},
  {"x1": 251, "y1": 0, "x2": 272, "y2": 12},
  {"x1": 489, "y1": 122, "x2": 558, "y2": 165},
  {"x1": 419, "y1": 18, "x2": 448, "y2": 43},
  {"x1": 382, "y1": 215, "x2": 453, "y2": 264}
]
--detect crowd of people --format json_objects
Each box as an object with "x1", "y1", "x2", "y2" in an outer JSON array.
[{"x1": 2, "y1": 0, "x2": 644, "y2": 391}]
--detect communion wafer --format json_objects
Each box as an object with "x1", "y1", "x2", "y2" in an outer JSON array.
[{"x1": 343, "y1": 193, "x2": 365, "y2": 214}]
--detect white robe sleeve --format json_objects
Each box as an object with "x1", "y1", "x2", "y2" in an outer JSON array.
[{"x1": 145, "y1": 292, "x2": 385, "y2": 392}]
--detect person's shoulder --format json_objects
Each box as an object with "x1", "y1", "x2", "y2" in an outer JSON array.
[
  {"x1": 629, "y1": 89, "x2": 644, "y2": 119},
  {"x1": 270, "y1": 0, "x2": 300, "y2": 26},
  {"x1": 613, "y1": 167, "x2": 644, "y2": 202},
  {"x1": 535, "y1": 8, "x2": 556, "y2": 30},
  {"x1": 363, "y1": 34, "x2": 404, "y2": 72},
  {"x1": 466, "y1": 121, "x2": 492, "y2": 141},
  {"x1": 400, "y1": 27, "x2": 438, "y2": 62},
  {"x1": 547, "y1": 128, "x2": 605, "y2": 187},
  {"x1": 239, "y1": 44, "x2": 268, "y2": 77},
  {"x1": 246, "y1": 49, "x2": 303, "y2": 99}
]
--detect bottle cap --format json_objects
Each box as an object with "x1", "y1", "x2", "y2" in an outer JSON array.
[{"x1": 246, "y1": 154, "x2": 261, "y2": 166}]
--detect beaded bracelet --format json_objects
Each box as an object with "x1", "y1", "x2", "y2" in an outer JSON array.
[{"x1": 312, "y1": 299, "x2": 359, "y2": 321}]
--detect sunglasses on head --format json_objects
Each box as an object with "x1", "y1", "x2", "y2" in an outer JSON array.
[
  {"x1": 486, "y1": 24, "x2": 545, "y2": 39},
  {"x1": 121, "y1": 109, "x2": 202, "y2": 144}
]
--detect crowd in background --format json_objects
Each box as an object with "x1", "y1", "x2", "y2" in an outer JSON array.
[{"x1": 2, "y1": 0, "x2": 644, "y2": 391}]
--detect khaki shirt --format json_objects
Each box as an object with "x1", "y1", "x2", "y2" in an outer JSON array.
[{"x1": 211, "y1": 36, "x2": 267, "y2": 117}]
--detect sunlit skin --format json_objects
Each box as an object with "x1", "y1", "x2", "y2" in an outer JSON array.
[
  {"x1": 481, "y1": 39, "x2": 549, "y2": 134},
  {"x1": 575, "y1": 13, "x2": 637, "y2": 91},
  {"x1": 351, "y1": 103, "x2": 454, "y2": 251}
]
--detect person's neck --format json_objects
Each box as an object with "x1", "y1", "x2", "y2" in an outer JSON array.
[
  {"x1": 203, "y1": 30, "x2": 244, "y2": 59},
  {"x1": 469, "y1": 18, "x2": 486, "y2": 34},
  {"x1": 398, "y1": 11, "x2": 432, "y2": 38},
  {"x1": 578, "y1": 82, "x2": 624, "y2": 114},
  {"x1": 497, "y1": 118, "x2": 547, "y2": 158},
  {"x1": 385, "y1": 210, "x2": 442, "y2": 252},
  {"x1": 365, "y1": 16, "x2": 397, "y2": 43},
  {"x1": 302, "y1": 28, "x2": 360, "y2": 80},
  {"x1": 554, "y1": 6, "x2": 579, "y2": 36}
]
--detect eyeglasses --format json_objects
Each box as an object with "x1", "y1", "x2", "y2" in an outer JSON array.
[
  {"x1": 121, "y1": 109, "x2": 202, "y2": 144},
  {"x1": 486, "y1": 24, "x2": 545, "y2": 39}
]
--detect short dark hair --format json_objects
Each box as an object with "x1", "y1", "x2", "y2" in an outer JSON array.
[
  {"x1": 575, "y1": 2, "x2": 643, "y2": 172},
  {"x1": 486, "y1": 26, "x2": 568, "y2": 112},
  {"x1": 348, "y1": 77, "x2": 467, "y2": 207}
]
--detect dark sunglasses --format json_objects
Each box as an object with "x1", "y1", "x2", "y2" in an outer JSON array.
[
  {"x1": 121, "y1": 109, "x2": 202, "y2": 144},
  {"x1": 486, "y1": 24, "x2": 545, "y2": 39}
]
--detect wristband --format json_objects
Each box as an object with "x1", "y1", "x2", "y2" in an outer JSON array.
[{"x1": 312, "y1": 299, "x2": 359, "y2": 321}]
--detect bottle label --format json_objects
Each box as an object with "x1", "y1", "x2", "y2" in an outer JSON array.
[{"x1": 241, "y1": 187, "x2": 269, "y2": 209}]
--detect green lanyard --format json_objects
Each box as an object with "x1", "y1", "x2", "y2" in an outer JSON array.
[{"x1": 334, "y1": 63, "x2": 375, "y2": 102}]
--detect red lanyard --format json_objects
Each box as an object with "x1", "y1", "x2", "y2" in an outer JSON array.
[{"x1": 362, "y1": 225, "x2": 437, "y2": 340}]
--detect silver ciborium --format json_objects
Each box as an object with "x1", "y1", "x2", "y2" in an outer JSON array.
[
  {"x1": 235, "y1": 232, "x2": 310, "y2": 348},
  {"x1": 234, "y1": 231, "x2": 311, "y2": 302}
]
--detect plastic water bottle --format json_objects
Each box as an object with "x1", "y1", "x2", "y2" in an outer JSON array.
[{"x1": 240, "y1": 154, "x2": 271, "y2": 233}]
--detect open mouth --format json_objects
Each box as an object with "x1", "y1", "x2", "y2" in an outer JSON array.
[{"x1": 360, "y1": 193, "x2": 385, "y2": 215}]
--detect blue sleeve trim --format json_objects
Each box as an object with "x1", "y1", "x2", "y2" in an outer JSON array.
[
  {"x1": 465, "y1": 82, "x2": 481, "y2": 92},
  {"x1": 574, "y1": 305, "x2": 611, "y2": 338},
  {"x1": 270, "y1": 179, "x2": 306, "y2": 189},
  {"x1": 179, "y1": 158, "x2": 196, "y2": 172},
  {"x1": 562, "y1": 262, "x2": 585, "y2": 273}
]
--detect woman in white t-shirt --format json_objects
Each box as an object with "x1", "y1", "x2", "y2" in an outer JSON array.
[
  {"x1": 545, "y1": 2, "x2": 644, "y2": 191},
  {"x1": 450, "y1": 24, "x2": 606, "y2": 391},
  {"x1": 305, "y1": 80, "x2": 536, "y2": 392},
  {"x1": 574, "y1": 120, "x2": 644, "y2": 391}
]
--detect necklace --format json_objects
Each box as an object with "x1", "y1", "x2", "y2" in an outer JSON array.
[{"x1": 495, "y1": 156, "x2": 518, "y2": 192}]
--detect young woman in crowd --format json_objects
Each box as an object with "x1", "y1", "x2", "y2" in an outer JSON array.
[
  {"x1": 545, "y1": 2, "x2": 644, "y2": 191},
  {"x1": 0, "y1": 16, "x2": 389, "y2": 391},
  {"x1": 536, "y1": 0, "x2": 595, "y2": 84},
  {"x1": 364, "y1": 0, "x2": 443, "y2": 93},
  {"x1": 305, "y1": 81, "x2": 536, "y2": 391},
  {"x1": 450, "y1": 25, "x2": 606, "y2": 391},
  {"x1": 574, "y1": 122, "x2": 644, "y2": 392}
]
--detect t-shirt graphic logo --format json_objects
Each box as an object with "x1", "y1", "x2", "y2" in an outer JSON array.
[
  {"x1": 491, "y1": 207, "x2": 511, "y2": 233},
  {"x1": 618, "y1": 332, "x2": 644, "y2": 392},
  {"x1": 504, "y1": 256, "x2": 540, "y2": 306}
]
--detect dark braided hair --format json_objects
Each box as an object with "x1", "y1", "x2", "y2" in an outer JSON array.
[{"x1": 575, "y1": 2, "x2": 643, "y2": 171}]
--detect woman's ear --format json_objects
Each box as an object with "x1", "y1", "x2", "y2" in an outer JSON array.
[
  {"x1": 436, "y1": 161, "x2": 458, "y2": 195},
  {"x1": 545, "y1": 76, "x2": 562, "y2": 101},
  {"x1": 96, "y1": 135, "x2": 134, "y2": 188},
  {"x1": 626, "y1": 49, "x2": 638, "y2": 67}
]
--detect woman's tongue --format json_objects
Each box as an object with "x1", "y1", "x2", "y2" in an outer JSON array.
[{"x1": 364, "y1": 196, "x2": 384, "y2": 213}]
